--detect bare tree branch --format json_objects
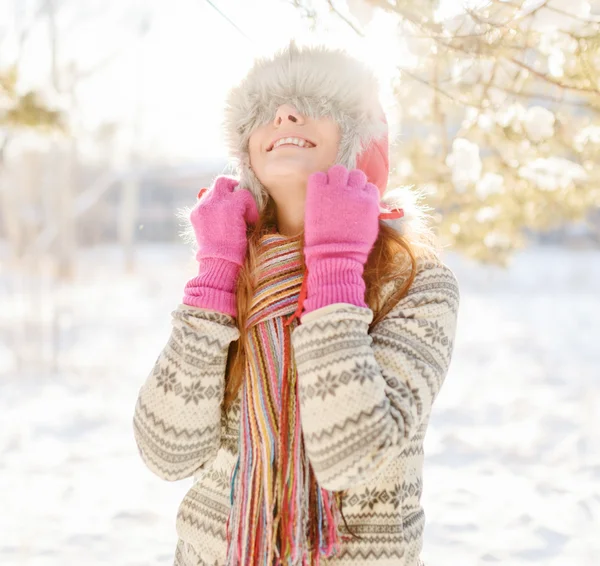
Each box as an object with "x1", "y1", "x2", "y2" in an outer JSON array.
[{"x1": 325, "y1": 0, "x2": 365, "y2": 37}]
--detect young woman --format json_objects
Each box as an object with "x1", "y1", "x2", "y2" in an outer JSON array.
[{"x1": 133, "y1": 43, "x2": 460, "y2": 566}]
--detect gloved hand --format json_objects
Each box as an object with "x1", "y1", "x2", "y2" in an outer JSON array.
[
  {"x1": 183, "y1": 176, "x2": 259, "y2": 317},
  {"x1": 302, "y1": 164, "x2": 380, "y2": 314}
]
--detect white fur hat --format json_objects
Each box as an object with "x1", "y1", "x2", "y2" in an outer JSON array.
[{"x1": 223, "y1": 41, "x2": 388, "y2": 211}]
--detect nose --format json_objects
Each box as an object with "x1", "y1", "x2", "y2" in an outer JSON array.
[{"x1": 273, "y1": 104, "x2": 305, "y2": 127}]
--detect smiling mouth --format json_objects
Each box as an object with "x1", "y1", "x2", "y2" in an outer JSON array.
[{"x1": 267, "y1": 137, "x2": 316, "y2": 151}]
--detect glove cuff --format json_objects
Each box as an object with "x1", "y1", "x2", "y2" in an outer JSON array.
[
  {"x1": 183, "y1": 258, "x2": 240, "y2": 317},
  {"x1": 303, "y1": 256, "x2": 367, "y2": 314}
]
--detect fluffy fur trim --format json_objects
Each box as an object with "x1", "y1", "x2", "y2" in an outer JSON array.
[
  {"x1": 379, "y1": 185, "x2": 442, "y2": 260},
  {"x1": 224, "y1": 41, "x2": 387, "y2": 210}
]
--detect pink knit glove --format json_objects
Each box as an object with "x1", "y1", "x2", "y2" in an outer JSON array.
[
  {"x1": 183, "y1": 177, "x2": 259, "y2": 317},
  {"x1": 303, "y1": 164, "x2": 380, "y2": 314}
]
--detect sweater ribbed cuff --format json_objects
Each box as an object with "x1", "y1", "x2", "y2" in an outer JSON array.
[
  {"x1": 303, "y1": 257, "x2": 367, "y2": 314},
  {"x1": 183, "y1": 257, "x2": 241, "y2": 317}
]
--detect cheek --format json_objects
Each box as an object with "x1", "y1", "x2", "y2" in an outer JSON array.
[
  {"x1": 248, "y1": 136, "x2": 260, "y2": 165},
  {"x1": 248, "y1": 140, "x2": 265, "y2": 179},
  {"x1": 322, "y1": 125, "x2": 341, "y2": 164},
  {"x1": 248, "y1": 125, "x2": 272, "y2": 174}
]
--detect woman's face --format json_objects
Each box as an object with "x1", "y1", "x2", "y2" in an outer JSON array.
[{"x1": 248, "y1": 104, "x2": 340, "y2": 198}]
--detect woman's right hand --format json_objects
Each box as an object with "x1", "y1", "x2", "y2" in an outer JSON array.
[
  {"x1": 191, "y1": 176, "x2": 259, "y2": 267},
  {"x1": 183, "y1": 177, "x2": 259, "y2": 317}
]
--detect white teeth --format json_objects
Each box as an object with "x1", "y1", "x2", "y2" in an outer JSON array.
[{"x1": 273, "y1": 137, "x2": 313, "y2": 149}]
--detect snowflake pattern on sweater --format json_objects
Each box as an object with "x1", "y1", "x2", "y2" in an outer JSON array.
[{"x1": 133, "y1": 259, "x2": 460, "y2": 566}]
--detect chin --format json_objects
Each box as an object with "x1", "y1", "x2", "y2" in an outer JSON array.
[{"x1": 264, "y1": 162, "x2": 313, "y2": 186}]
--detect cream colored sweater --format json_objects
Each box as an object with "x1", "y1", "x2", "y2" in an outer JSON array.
[{"x1": 133, "y1": 259, "x2": 460, "y2": 566}]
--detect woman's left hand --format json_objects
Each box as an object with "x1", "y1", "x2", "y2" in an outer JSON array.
[
  {"x1": 304, "y1": 164, "x2": 380, "y2": 265},
  {"x1": 302, "y1": 164, "x2": 380, "y2": 314}
]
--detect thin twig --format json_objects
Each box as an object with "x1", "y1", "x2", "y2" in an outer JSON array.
[
  {"x1": 431, "y1": 55, "x2": 449, "y2": 159},
  {"x1": 507, "y1": 56, "x2": 598, "y2": 94},
  {"x1": 203, "y1": 0, "x2": 254, "y2": 42},
  {"x1": 400, "y1": 67, "x2": 470, "y2": 107},
  {"x1": 325, "y1": 0, "x2": 365, "y2": 37}
]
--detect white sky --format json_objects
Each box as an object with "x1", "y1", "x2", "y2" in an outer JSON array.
[{"x1": 0, "y1": 0, "x2": 408, "y2": 163}]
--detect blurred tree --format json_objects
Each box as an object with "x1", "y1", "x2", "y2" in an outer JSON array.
[
  {"x1": 0, "y1": 65, "x2": 62, "y2": 261},
  {"x1": 0, "y1": 67, "x2": 62, "y2": 133},
  {"x1": 0, "y1": 0, "x2": 153, "y2": 279},
  {"x1": 294, "y1": 0, "x2": 600, "y2": 264}
]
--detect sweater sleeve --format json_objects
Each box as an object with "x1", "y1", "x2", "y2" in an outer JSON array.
[
  {"x1": 291, "y1": 260, "x2": 460, "y2": 491},
  {"x1": 133, "y1": 304, "x2": 240, "y2": 481}
]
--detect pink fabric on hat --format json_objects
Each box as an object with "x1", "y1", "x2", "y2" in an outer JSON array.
[{"x1": 356, "y1": 117, "x2": 389, "y2": 197}]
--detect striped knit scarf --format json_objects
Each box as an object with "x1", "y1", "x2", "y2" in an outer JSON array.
[{"x1": 225, "y1": 230, "x2": 343, "y2": 566}]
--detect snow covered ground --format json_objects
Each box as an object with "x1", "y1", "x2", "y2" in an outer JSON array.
[{"x1": 1, "y1": 243, "x2": 599, "y2": 566}]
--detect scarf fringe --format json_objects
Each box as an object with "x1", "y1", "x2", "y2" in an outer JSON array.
[{"x1": 225, "y1": 233, "x2": 343, "y2": 566}]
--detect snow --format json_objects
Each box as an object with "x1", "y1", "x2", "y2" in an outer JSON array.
[
  {"x1": 519, "y1": 157, "x2": 588, "y2": 191},
  {"x1": 403, "y1": 25, "x2": 433, "y2": 60},
  {"x1": 476, "y1": 172, "x2": 505, "y2": 199},
  {"x1": 423, "y1": 246, "x2": 600, "y2": 566},
  {"x1": 575, "y1": 124, "x2": 600, "y2": 151},
  {"x1": 474, "y1": 205, "x2": 501, "y2": 223},
  {"x1": 523, "y1": 106, "x2": 556, "y2": 142},
  {"x1": 346, "y1": 0, "x2": 376, "y2": 27},
  {"x1": 539, "y1": 32, "x2": 579, "y2": 78},
  {"x1": 494, "y1": 103, "x2": 560, "y2": 144},
  {"x1": 483, "y1": 230, "x2": 512, "y2": 249},
  {"x1": 1, "y1": 243, "x2": 599, "y2": 565},
  {"x1": 446, "y1": 138, "x2": 483, "y2": 190},
  {"x1": 477, "y1": 112, "x2": 495, "y2": 131},
  {"x1": 496, "y1": 103, "x2": 526, "y2": 129}
]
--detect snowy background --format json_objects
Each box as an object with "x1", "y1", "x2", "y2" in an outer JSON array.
[
  {"x1": 1, "y1": 242, "x2": 599, "y2": 566},
  {"x1": 2, "y1": 0, "x2": 600, "y2": 564}
]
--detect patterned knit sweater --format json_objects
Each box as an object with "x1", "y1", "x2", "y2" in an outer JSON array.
[{"x1": 133, "y1": 257, "x2": 460, "y2": 566}]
